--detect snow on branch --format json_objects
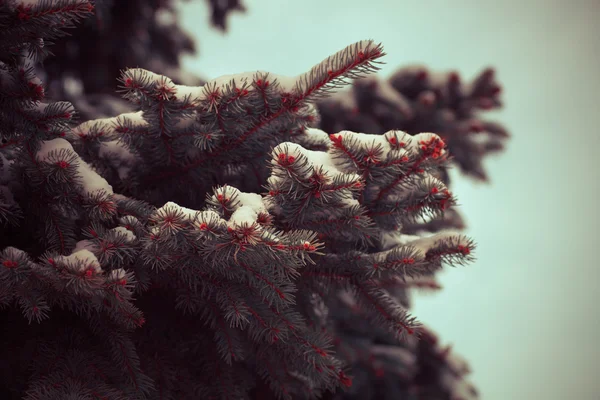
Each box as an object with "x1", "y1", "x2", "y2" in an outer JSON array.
[
  {"x1": 224, "y1": 187, "x2": 268, "y2": 229},
  {"x1": 109, "y1": 40, "x2": 386, "y2": 189},
  {"x1": 37, "y1": 138, "x2": 113, "y2": 196},
  {"x1": 55, "y1": 248, "x2": 102, "y2": 274},
  {"x1": 123, "y1": 40, "x2": 383, "y2": 106},
  {"x1": 266, "y1": 129, "x2": 457, "y2": 243},
  {"x1": 267, "y1": 144, "x2": 375, "y2": 249},
  {"x1": 409, "y1": 231, "x2": 475, "y2": 266}
]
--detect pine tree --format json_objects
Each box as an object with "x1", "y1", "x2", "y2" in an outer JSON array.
[{"x1": 1, "y1": 1, "x2": 505, "y2": 399}]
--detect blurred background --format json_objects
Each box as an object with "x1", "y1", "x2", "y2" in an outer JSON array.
[{"x1": 177, "y1": 1, "x2": 600, "y2": 399}]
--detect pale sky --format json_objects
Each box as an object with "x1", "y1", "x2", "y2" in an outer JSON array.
[{"x1": 179, "y1": 1, "x2": 600, "y2": 398}]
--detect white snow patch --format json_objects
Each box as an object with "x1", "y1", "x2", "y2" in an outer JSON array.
[
  {"x1": 38, "y1": 139, "x2": 113, "y2": 195},
  {"x1": 273, "y1": 142, "x2": 348, "y2": 181},
  {"x1": 174, "y1": 84, "x2": 205, "y2": 101},
  {"x1": 337, "y1": 130, "x2": 392, "y2": 154},
  {"x1": 111, "y1": 226, "x2": 136, "y2": 242},
  {"x1": 298, "y1": 128, "x2": 330, "y2": 148},
  {"x1": 57, "y1": 249, "x2": 102, "y2": 274},
  {"x1": 76, "y1": 156, "x2": 113, "y2": 195},
  {"x1": 196, "y1": 210, "x2": 224, "y2": 228},
  {"x1": 375, "y1": 231, "x2": 467, "y2": 261},
  {"x1": 37, "y1": 138, "x2": 72, "y2": 159},
  {"x1": 270, "y1": 142, "x2": 363, "y2": 214},
  {"x1": 133, "y1": 68, "x2": 301, "y2": 103},
  {"x1": 235, "y1": 191, "x2": 267, "y2": 213},
  {"x1": 227, "y1": 188, "x2": 267, "y2": 229},
  {"x1": 132, "y1": 40, "x2": 381, "y2": 107},
  {"x1": 266, "y1": 174, "x2": 283, "y2": 188},
  {"x1": 379, "y1": 230, "x2": 422, "y2": 251},
  {"x1": 157, "y1": 201, "x2": 200, "y2": 222},
  {"x1": 191, "y1": 71, "x2": 299, "y2": 98},
  {"x1": 122, "y1": 111, "x2": 147, "y2": 126},
  {"x1": 207, "y1": 71, "x2": 298, "y2": 93},
  {"x1": 333, "y1": 130, "x2": 438, "y2": 160},
  {"x1": 228, "y1": 207, "x2": 257, "y2": 228},
  {"x1": 75, "y1": 112, "x2": 145, "y2": 137},
  {"x1": 108, "y1": 268, "x2": 127, "y2": 281}
]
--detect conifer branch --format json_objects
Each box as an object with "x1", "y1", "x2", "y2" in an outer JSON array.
[{"x1": 131, "y1": 40, "x2": 385, "y2": 185}]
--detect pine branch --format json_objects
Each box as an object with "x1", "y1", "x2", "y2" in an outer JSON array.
[{"x1": 130, "y1": 40, "x2": 384, "y2": 185}]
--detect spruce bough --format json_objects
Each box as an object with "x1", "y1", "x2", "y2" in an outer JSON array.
[{"x1": 1, "y1": 2, "x2": 488, "y2": 398}]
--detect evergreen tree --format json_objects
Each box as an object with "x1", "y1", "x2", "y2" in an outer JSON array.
[{"x1": 1, "y1": 1, "x2": 507, "y2": 399}]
